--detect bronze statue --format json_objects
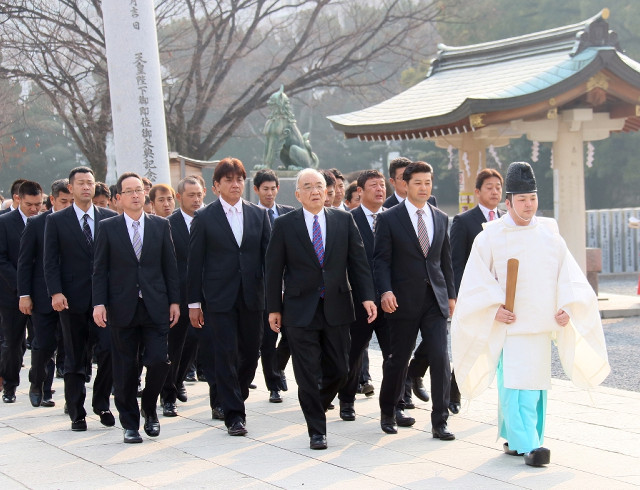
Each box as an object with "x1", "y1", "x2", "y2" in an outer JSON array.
[{"x1": 260, "y1": 85, "x2": 319, "y2": 170}]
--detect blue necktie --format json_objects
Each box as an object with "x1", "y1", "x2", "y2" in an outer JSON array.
[{"x1": 312, "y1": 215, "x2": 325, "y2": 298}]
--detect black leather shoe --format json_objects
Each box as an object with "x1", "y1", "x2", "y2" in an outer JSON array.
[
  {"x1": 503, "y1": 442, "x2": 523, "y2": 456},
  {"x1": 227, "y1": 420, "x2": 247, "y2": 436},
  {"x1": 269, "y1": 390, "x2": 282, "y2": 403},
  {"x1": 40, "y1": 398, "x2": 55, "y2": 407},
  {"x1": 449, "y1": 402, "x2": 461, "y2": 414},
  {"x1": 95, "y1": 409, "x2": 116, "y2": 427},
  {"x1": 381, "y1": 413, "x2": 398, "y2": 434},
  {"x1": 29, "y1": 384, "x2": 43, "y2": 407},
  {"x1": 310, "y1": 434, "x2": 327, "y2": 450},
  {"x1": 411, "y1": 377, "x2": 430, "y2": 402},
  {"x1": 432, "y1": 424, "x2": 455, "y2": 441},
  {"x1": 197, "y1": 372, "x2": 207, "y2": 382},
  {"x1": 141, "y1": 408, "x2": 160, "y2": 437},
  {"x1": 2, "y1": 389, "x2": 16, "y2": 403},
  {"x1": 124, "y1": 429, "x2": 143, "y2": 444},
  {"x1": 280, "y1": 370, "x2": 288, "y2": 391},
  {"x1": 357, "y1": 381, "x2": 375, "y2": 396},
  {"x1": 339, "y1": 402, "x2": 356, "y2": 421},
  {"x1": 212, "y1": 406, "x2": 225, "y2": 420},
  {"x1": 71, "y1": 418, "x2": 87, "y2": 431},
  {"x1": 249, "y1": 383, "x2": 257, "y2": 389},
  {"x1": 524, "y1": 447, "x2": 550, "y2": 467},
  {"x1": 185, "y1": 373, "x2": 197, "y2": 383},
  {"x1": 163, "y1": 401, "x2": 178, "y2": 417},
  {"x1": 395, "y1": 409, "x2": 415, "y2": 427},
  {"x1": 177, "y1": 384, "x2": 188, "y2": 403},
  {"x1": 402, "y1": 394, "x2": 415, "y2": 410}
]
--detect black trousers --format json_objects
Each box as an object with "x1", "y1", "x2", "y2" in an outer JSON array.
[
  {"x1": 379, "y1": 286, "x2": 451, "y2": 429},
  {"x1": 287, "y1": 300, "x2": 350, "y2": 437},
  {"x1": 206, "y1": 294, "x2": 262, "y2": 427},
  {"x1": 59, "y1": 309, "x2": 112, "y2": 422},
  {"x1": 276, "y1": 329, "x2": 290, "y2": 372},
  {"x1": 338, "y1": 305, "x2": 389, "y2": 404},
  {"x1": 409, "y1": 345, "x2": 461, "y2": 405},
  {"x1": 110, "y1": 299, "x2": 170, "y2": 430},
  {"x1": 160, "y1": 312, "x2": 189, "y2": 403},
  {"x1": 260, "y1": 310, "x2": 286, "y2": 391},
  {"x1": 193, "y1": 319, "x2": 219, "y2": 409},
  {"x1": 0, "y1": 307, "x2": 29, "y2": 390},
  {"x1": 29, "y1": 310, "x2": 58, "y2": 391}
]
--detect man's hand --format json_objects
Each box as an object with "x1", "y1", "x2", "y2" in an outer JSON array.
[
  {"x1": 269, "y1": 312, "x2": 282, "y2": 333},
  {"x1": 362, "y1": 301, "x2": 377, "y2": 323},
  {"x1": 495, "y1": 305, "x2": 516, "y2": 324},
  {"x1": 448, "y1": 298, "x2": 456, "y2": 318},
  {"x1": 555, "y1": 309, "x2": 569, "y2": 327},
  {"x1": 189, "y1": 307, "x2": 204, "y2": 329},
  {"x1": 381, "y1": 291, "x2": 398, "y2": 314},
  {"x1": 169, "y1": 303, "x2": 180, "y2": 327},
  {"x1": 51, "y1": 293, "x2": 68, "y2": 312},
  {"x1": 19, "y1": 296, "x2": 33, "y2": 316},
  {"x1": 93, "y1": 305, "x2": 108, "y2": 328}
]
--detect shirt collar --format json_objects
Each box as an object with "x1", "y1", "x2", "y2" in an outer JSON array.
[
  {"x1": 180, "y1": 209, "x2": 194, "y2": 226},
  {"x1": 303, "y1": 207, "x2": 325, "y2": 221},
  {"x1": 257, "y1": 201, "x2": 276, "y2": 211},
  {"x1": 124, "y1": 211, "x2": 145, "y2": 227},
  {"x1": 18, "y1": 207, "x2": 28, "y2": 225},
  {"x1": 73, "y1": 202, "x2": 95, "y2": 221},
  {"x1": 360, "y1": 204, "x2": 382, "y2": 216},
  {"x1": 219, "y1": 197, "x2": 243, "y2": 214},
  {"x1": 404, "y1": 199, "x2": 428, "y2": 216},
  {"x1": 394, "y1": 191, "x2": 405, "y2": 203}
]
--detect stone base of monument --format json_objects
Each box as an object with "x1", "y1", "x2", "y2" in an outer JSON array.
[{"x1": 587, "y1": 247, "x2": 602, "y2": 294}]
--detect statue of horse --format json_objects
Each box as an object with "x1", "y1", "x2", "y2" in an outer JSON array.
[{"x1": 260, "y1": 85, "x2": 319, "y2": 170}]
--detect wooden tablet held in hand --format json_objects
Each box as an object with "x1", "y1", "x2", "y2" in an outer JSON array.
[{"x1": 505, "y1": 258, "x2": 519, "y2": 313}]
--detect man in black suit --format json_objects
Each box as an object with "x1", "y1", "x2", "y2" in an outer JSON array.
[
  {"x1": 383, "y1": 157, "x2": 437, "y2": 209},
  {"x1": 188, "y1": 158, "x2": 270, "y2": 437},
  {"x1": 44, "y1": 166, "x2": 118, "y2": 431},
  {"x1": 0, "y1": 179, "x2": 27, "y2": 216},
  {"x1": 374, "y1": 161, "x2": 456, "y2": 439},
  {"x1": 161, "y1": 177, "x2": 204, "y2": 418},
  {"x1": 336, "y1": 169, "x2": 390, "y2": 421},
  {"x1": 18, "y1": 179, "x2": 73, "y2": 407},
  {"x1": 93, "y1": 172, "x2": 180, "y2": 444},
  {"x1": 0, "y1": 181, "x2": 43, "y2": 403},
  {"x1": 252, "y1": 169, "x2": 295, "y2": 404},
  {"x1": 266, "y1": 168, "x2": 377, "y2": 450}
]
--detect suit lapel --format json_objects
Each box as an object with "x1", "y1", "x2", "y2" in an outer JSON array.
[
  {"x1": 64, "y1": 206, "x2": 92, "y2": 257},
  {"x1": 174, "y1": 212, "x2": 190, "y2": 248},
  {"x1": 293, "y1": 209, "x2": 321, "y2": 267},
  {"x1": 324, "y1": 209, "x2": 337, "y2": 262},
  {"x1": 397, "y1": 203, "x2": 424, "y2": 257},
  {"x1": 212, "y1": 200, "x2": 239, "y2": 249},
  {"x1": 116, "y1": 215, "x2": 139, "y2": 262},
  {"x1": 139, "y1": 213, "x2": 155, "y2": 260},
  {"x1": 240, "y1": 202, "x2": 254, "y2": 248},
  {"x1": 353, "y1": 207, "x2": 373, "y2": 249}
]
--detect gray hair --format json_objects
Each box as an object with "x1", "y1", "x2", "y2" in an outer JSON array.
[
  {"x1": 295, "y1": 168, "x2": 325, "y2": 189},
  {"x1": 50, "y1": 179, "x2": 70, "y2": 198}
]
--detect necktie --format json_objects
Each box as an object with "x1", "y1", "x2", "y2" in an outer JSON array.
[
  {"x1": 371, "y1": 213, "x2": 378, "y2": 232},
  {"x1": 416, "y1": 209, "x2": 430, "y2": 257},
  {"x1": 488, "y1": 210, "x2": 496, "y2": 221},
  {"x1": 268, "y1": 208, "x2": 275, "y2": 226},
  {"x1": 82, "y1": 214, "x2": 93, "y2": 248},
  {"x1": 132, "y1": 220, "x2": 142, "y2": 260},
  {"x1": 230, "y1": 206, "x2": 243, "y2": 246},
  {"x1": 312, "y1": 215, "x2": 325, "y2": 298}
]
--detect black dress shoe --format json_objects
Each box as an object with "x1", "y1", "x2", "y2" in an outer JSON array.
[
  {"x1": 448, "y1": 402, "x2": 461, "y2": 414},
  {"x1": 327, "y1": 403, "x2": 335, "y2": 410},
  {"x1": 503, "y1": 442, "x2": 523, "y2": 456},
  {"x1": 197, "y1": 372, "x2": 207, "y2": 382},
  {"x1": 212, "y1": 406, "x2": 225, "y2": 420},
  {"x1": 71, "y1": 418, "x2": 87, "y2": 431},
  {"x1": 40, "y1": 398, "x2": 55, "y2": 408},
  {"x1": 269, "y1": 390, "x2": 282, "y2": 403},
  {"x1": 124, "y1": 429, "x2": 143, "y2": 444},
  {"x1": 163, "y1": 401, "x2": 178, "y2": 417},
  {"x1": 29, "y1": 384, "x2": 43, "y2": 407},
  {"x1": 411, "y1": 377, "x2": 430, "y2": 402},
  {"x1": 524, "y1": 447, "x2": 550, "y2": 467},
  {"x1": 249, "y1": 383, "x2": 257, "y2": 389},
  {"x1": 177, "y1": 384, "x2": 188, "y2": 403},
  {"x1": 94, "y1": 409, "x2": 116, "y2": 427},
  {"x1": 185, "y1": 373, "x2": 197, "y2": 383},
  {"x1": 55, "y1": 367, "x2": 64, "y2": 379},
  {"x1": 141, "y1": 408, "x2": 160, "y2": 437},
  {"x1": 2, "y1": 389, "x2": 16, "y2": 404},
  {"x1": 310, "y1": 434, "x2": 327, "y2": 450},
  {"x1": 395, "y1": 409, "x2": 416, "y2": 427},
  {"x1": 280, "y1": 370, "x2": 288, "y2": 391},
  {"x1": 357, "y1": 381, "x2": 375, "y2": 396},
  {"x1": 402, "y1": 394, "x2": 415, "y2": 410},
  {"x1": 380, "y1": 413, "x2": 398, "y2": 434},
  {"x1": 227, "y1": 420, "x2": 247, "y2": 436},
  {"x1": 432, "y1": 424, "x2": 455, "y2": 441},
  {"x1": 339, "y1": 402, "x2": 356, "y2": 421}
]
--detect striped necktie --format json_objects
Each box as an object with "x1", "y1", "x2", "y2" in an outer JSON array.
[
  {"x1": 82, "y1": 214, "x2": 93, "y2": 248},
  {"x1": 132, "y1": 220, "x2": 142, "y2": 260},
  {"x1": 312, "y1": 215, "x2": 325, "y2": 298},
  {"x1": 416, "y1": 209, "x2": 430, "y2": 257}
]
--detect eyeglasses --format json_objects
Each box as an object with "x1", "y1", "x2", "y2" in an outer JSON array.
[
  {"x1": 120, "y1": 188, "x2": 145, "y2": 196},
  {"x1": 297, "y1": 184, "x2": 325, "y2": 193}
]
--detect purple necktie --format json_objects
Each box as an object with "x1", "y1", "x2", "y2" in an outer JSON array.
[{"x1": 312, "y1": 215, "x2": 325, "y2": 298}]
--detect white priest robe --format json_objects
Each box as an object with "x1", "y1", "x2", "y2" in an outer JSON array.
[{"x1": 451, "y1": 215, "x2": 610, "y2": 399}]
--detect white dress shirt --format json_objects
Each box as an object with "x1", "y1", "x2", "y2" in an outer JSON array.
[
  {"x1": 123, "y1": 211, "x2": 145, "y2": 245},
  {"x1": 258, "y1": 201, "x2": 279, "y2": 218},
  {"x1": 394, "y1": 191, "x2": 405, "y2": 203},
  {"x1": 180, "y1": 209, "x2": 194, "y2": 233},
  {"x1": 477, "y1": 203, "x2": 499, "y2": 222},
  {"x1": 404, "y1": 199, "x2": 434, "y2": 243},
  {"x1": 361, "y1": 204, "x2": 383, "y2": 231},
  {"x1": 18, "y1": 208, "x2": 28, "y2": 226},
  {"x1": 219, "y1": 197, "x2": 243, "y2": 245},
  {"x1": 302, "y1": 207, "x2": 326, "y2": 249},
  {"x1": 73, "y1": 202, "x2": 95, "y2": 238}
]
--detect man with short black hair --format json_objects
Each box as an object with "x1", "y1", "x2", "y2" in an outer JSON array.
[
  {"x1": 0, "y1": 179, "x2": 27, "y2": 215},
  {"x1": 149, "y1": 184, "x2": 176, "y2": 218},
  {"x1": 344, "y1": 181, "x2": 360, "y2": 209},
  {"x1": 328, "y1": 168, "x2": 348, "y2": 210},
  {"x1": 93, "y1": 182, "x2": 111, "y2": 209},
  {"x1": 384, "y1": 157, "x2": 437, "y2": 208}
]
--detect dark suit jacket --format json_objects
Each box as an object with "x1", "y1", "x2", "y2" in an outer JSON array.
[
  {"x1": 373, "y1": 201, "x2": 455, "y2": 320},
  {"x1": 44, "y1": 205, "x2": 117, "y2": 313},
  {"x1": 17, "y1": 210, "x2": 53, "y2": 313},
  {"x1": 265, "y1": 207, "x2": 375, "y2": 328},
  {"x1": 187, "y1": 199, "x2": 270, "y2": 313},
  {"x1": 0, "y1": 209, "x2": 25, "y2": 308},
  {"x1": 383, "y1": 193, "x2": 437, "y2": 209},
  {"x1": 450, "y1": 205, "x2": 504, "y2": 294},
  {"x1": 0, "y1": 207, "x2": 11, "y2": 216},
  {"x1": 92, "y1": 213, "x2": 180, "y2": 327},
  {"x1": 168, "y1": 210, "x2": 190, "y2": 314},
  {"x1": 274, "y1": 203, "x2": 296, "y2": 218}
]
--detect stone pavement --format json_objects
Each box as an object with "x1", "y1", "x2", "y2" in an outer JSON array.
[
  {"x1": 598, "y1": 291, "x2": 640, "y2": 319},
  {"x1": 1, "y1": 345, "x2": 639, "y2": 489}
]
